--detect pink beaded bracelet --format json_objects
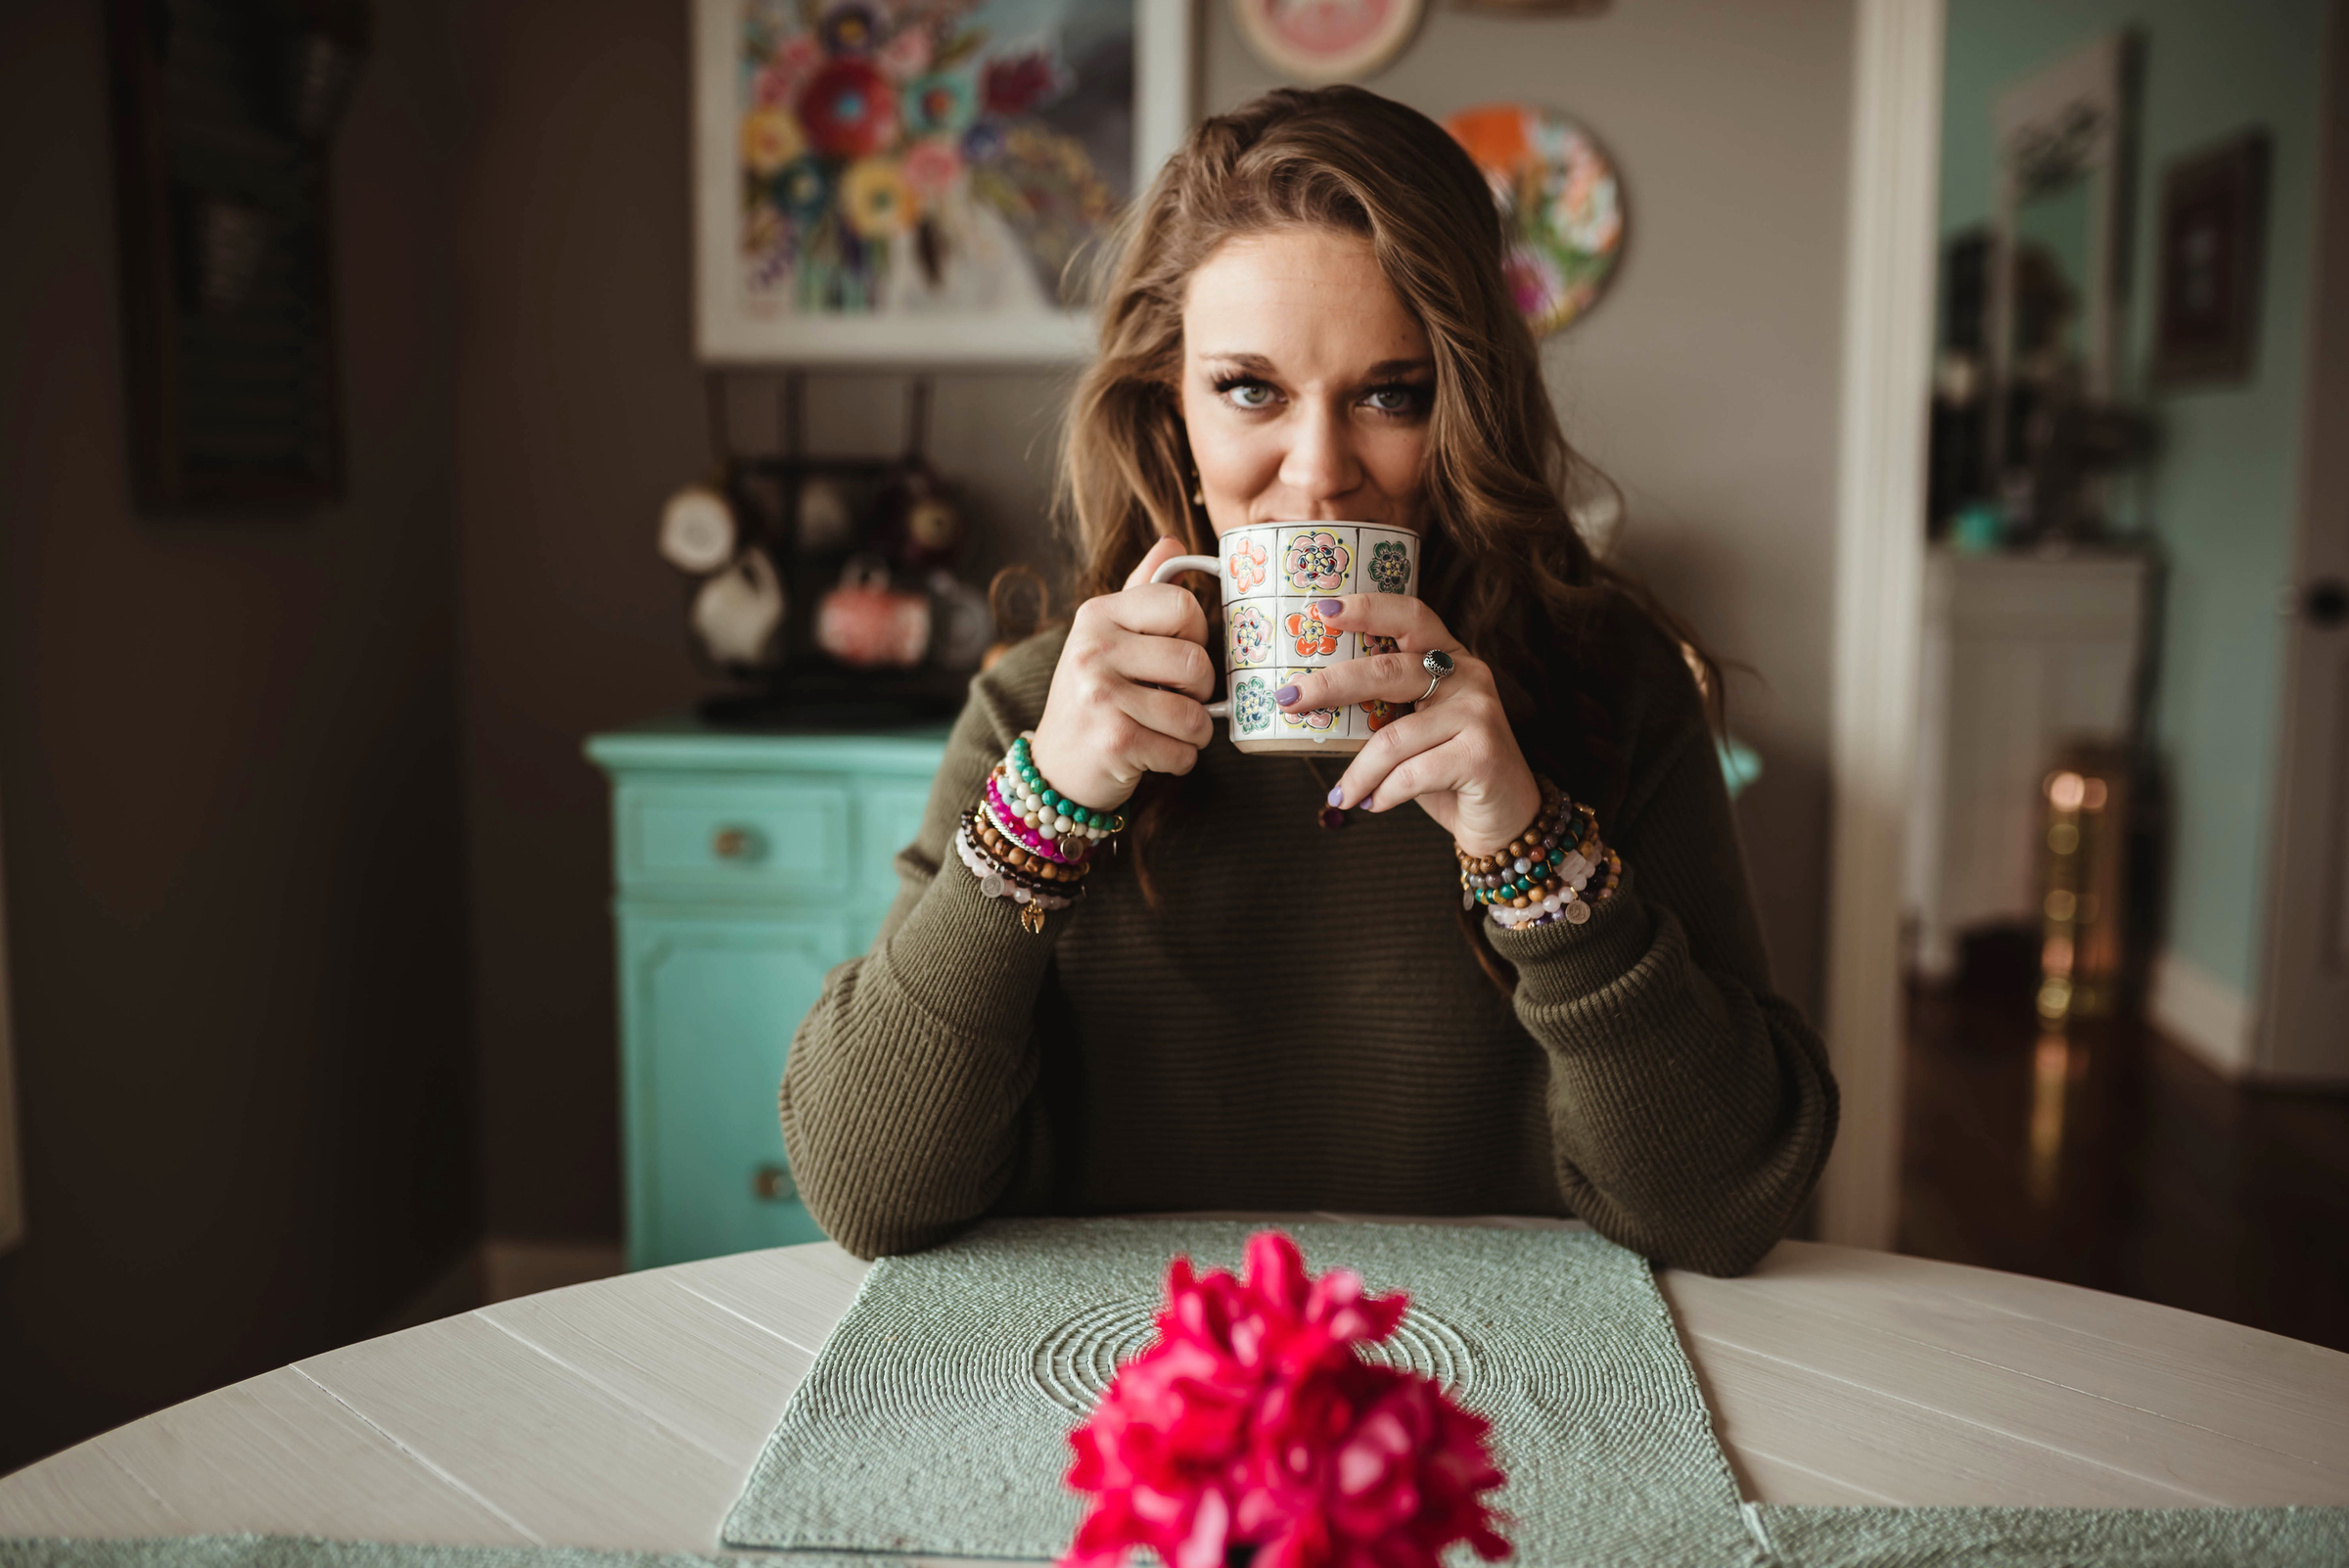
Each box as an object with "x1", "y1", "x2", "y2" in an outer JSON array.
[{"x1": 984, "y1": 779, "x2": 1084, "y2": 865}]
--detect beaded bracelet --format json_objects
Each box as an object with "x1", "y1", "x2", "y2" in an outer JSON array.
[
  {"x1": 957, "y1": 732, "x2": 1129, "y2": 934},
  {"x1": 1455, "y1": 775, "x2": 1621, "y2": 931},
  {"x1": 955, "y1": 822, "x2": 1075, "y2": 934},
  {"x1": 991, "y1": 733, "x2": 1126, "y2": 859},
  {"x1": 966, "y1": 808, "x2": 1092, "y2": 888},
  {"x1": 1488, "y1": 845, "x2": 1620, "y2": 932},
  {"x1": 1456, "y1": 777, "x2": 1573, "y2": 904}
]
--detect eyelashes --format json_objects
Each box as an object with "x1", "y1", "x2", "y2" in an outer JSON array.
[
  {"x1": 1213, "y1": 375, "x2": 1277, "y2": 410},
  {"x1": 1361, "y1": 382, "x2": 1432, "y2": 417},
  {"x1": 1209, "y1": 376, "x2": 1433, "y2": 419}
]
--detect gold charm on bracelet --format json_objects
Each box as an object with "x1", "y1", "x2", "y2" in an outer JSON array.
[{"x1": 1019, "y1": 903, "x2": 1048, "y2": 935}]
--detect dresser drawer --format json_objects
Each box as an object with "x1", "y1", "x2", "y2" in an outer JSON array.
[
  {"x1": 617, "y1": 911, "x2": 844, "y2": 1267},
  {"x1": 590, "y1": 721, "x2": 950, "y2": 1269},
  {"x1": 617, "y1": 782, "x2": 850, "y2": 896}
]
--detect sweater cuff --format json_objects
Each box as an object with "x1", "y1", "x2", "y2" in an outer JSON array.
[
  {"x1": 878, "y1": 851, "x2": 1072, "y2": 1038},
  {"x1": 1485, "y1": 863, "x2": 1654, "y2": 1008}
]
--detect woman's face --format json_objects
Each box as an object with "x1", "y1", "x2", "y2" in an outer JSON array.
[{"x1": 1179, "y1": 227, "x2": 1434, "y2": 537}]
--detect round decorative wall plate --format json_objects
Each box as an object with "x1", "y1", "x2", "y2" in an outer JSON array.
[
  {"x1": 1442, "y1": 103, "x2": 1626, "y2": 336},
  {"x1": 1230, "y1": 0, "x2": 1425, "y2": 83}
]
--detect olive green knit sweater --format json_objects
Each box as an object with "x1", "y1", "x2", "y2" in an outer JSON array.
[{"x1": 779, "y1": 598, "x2": 1838, "y2": 1274}]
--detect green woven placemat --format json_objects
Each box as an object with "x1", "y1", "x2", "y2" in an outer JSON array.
[
  {"x1": 1747, "y1": 1503, "x2": 2349, "y2": 1566},
  {"x1": 720, "y1": 1217, "x2": 1762, "y2": 1567}
]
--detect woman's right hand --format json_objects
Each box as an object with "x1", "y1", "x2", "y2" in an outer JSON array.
[{"x1": 1027, "y1": 535, "x2": 1216, "y2": 810}]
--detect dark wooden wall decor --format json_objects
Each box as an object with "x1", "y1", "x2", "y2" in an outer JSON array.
[
  {"x1": 2152, "y1": 129, "x2": 2269, "y2": 388},
  {"x1": 105, "y1": 0, "x2": 371, "y2": 510}
]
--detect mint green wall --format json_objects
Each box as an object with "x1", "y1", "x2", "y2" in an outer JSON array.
[{"x1": 1941, "y1": 0, "x2": 2329, "y2": 998}]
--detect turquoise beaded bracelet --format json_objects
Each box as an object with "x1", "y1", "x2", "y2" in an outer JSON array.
[{"x1": 1003, "y1": 733, "x2": 1126, "y2": 838}]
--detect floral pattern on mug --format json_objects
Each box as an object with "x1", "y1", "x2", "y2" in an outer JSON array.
[
  {"x1": 1284, "y1": 609, "x2": 1341, "y2": 659},
  {"x1": 1359, "y1": 631, "x2": 1401, "y2": 658},
  {"x1": 1282, "y1": 530, "x2": 1352, "y2": 593},
  {"x1": 1228, "y1": 604, "x2": 1274, "y2": 668},
  {"x1": 1360, "y1": 697, "x2": 1397, "y2": 731},
  {"x1": 1367, "y1": 539, "x2": 1411, "y2": 595},
  {"x1": 1280, "y1": 698, "x2": 1340, "y2": 732},
  {"x1": 1231, "y1": 674, "x2": 1276, "y2": 734},
  {"x1": 1277, "y1": 669, "x2": 1339, "y2": 732},
  {"x1": 1227, "y1": 537, "x2": 1268, "y2": 594}
]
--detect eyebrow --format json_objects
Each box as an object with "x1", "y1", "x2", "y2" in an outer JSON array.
[{"x1": 1195, "y1": 353, "x2": 1435, "y2": 379}]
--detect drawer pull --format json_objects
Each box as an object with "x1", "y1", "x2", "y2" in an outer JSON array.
[
  {"x1": 753, "y1": 1163, "x2": 797, "y2": 1202},
  {"x1": 712, "y1": 825, "x2": 765, "y2": 862}
]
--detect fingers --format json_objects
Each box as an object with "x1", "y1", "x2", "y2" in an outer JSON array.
[
  {"x1": 1114, "y1": 681, "x2": 1215, "y2": 751},
  {"x1": 1303, "y1": 592, "x2": 1457, "y2": 651},
  {"x1": 1066, "y1": 600, "x2": 1215, "y2": 700},
  {"x1": 1078, "y1": 578, "x2": 1211, "y2": 646},
  {"x1": 1125, "y1": 534, "x2": 1189, "y2": 591},
  {"x1": 1114, "y1": 720, "x2": 1204, "y2": 782},
  {"x1": 1115, "y1": 628, "x2": 1218, "y2": 699},
  {"x1": 1329, "y1": 707, "x2": 1467, "y2": 810},
  {"x1": 1278, "y1": 648, "x2": 1455, "y2": 715}
]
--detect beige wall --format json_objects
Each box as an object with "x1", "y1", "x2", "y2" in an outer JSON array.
[
  {"x1": 453, "y1": 0, "x2": 1854, "y2": 1241},
  {"x1": 0, "y1": 0, "x2": 476, "y2": 1469},
  {"x1": 445, "y1": 2, "x2": 1073, "y2": 1239}
]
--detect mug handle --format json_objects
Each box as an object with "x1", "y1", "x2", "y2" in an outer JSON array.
[
  {"x1": 1149, "y1": 554, "x2": 1221, "y2": 583},
  {"x1": 1151, "y1": 554, "x2": 1232, "y2": 718}
]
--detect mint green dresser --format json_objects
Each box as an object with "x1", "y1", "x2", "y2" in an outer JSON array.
[{"x1": 586, "y1": 719, "x2": 949, "y2": 1269}]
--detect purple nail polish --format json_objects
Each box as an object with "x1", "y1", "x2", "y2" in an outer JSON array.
[
  {"x1": 1314, "y1": 599, "x2": 1345, "y2": 617},
  {"x1": 1327, "y1": 786, "x2": 1345, "y2": 807},
  {"x1": 1274, "y1": 684, "x2": 1300, "y2": 705}
]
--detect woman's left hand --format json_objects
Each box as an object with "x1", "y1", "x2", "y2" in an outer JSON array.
[{"x1": 1275, "y1": 594, "x2": 1542, "y2": 856}]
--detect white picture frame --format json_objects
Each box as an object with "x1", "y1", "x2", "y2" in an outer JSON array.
[{"x1": 693, "y1": 0, "x2": 1195, "y2": 365}]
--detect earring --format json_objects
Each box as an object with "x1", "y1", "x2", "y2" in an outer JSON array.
[{"x1": 1190, "y1": 479, "x2": 1205, "y2": 507}]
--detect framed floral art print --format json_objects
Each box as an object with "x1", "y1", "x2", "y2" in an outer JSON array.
[{"x1": 694, "y1": 0, "x2": 1195, "y2": 363}]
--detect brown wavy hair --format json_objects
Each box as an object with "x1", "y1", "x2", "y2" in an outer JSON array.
[{"x1": 1055, "y1": 86, "x2": 1713, "y2": 981}]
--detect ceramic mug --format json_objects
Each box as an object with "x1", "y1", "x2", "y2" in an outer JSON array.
[{"x1": 1152, "y1": 521, "x2": 1420, "y2": 755}]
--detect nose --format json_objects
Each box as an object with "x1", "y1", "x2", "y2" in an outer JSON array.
[{"x1": 1276, "y1": 400, "x2": 1362, "y2": 512}]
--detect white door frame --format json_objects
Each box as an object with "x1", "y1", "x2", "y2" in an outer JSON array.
[{"x1": 1819, "y1": 0, "x2": 1946, "y2": 1250}]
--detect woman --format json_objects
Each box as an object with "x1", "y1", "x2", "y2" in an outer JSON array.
[{"x1": 780, "y1": 86, "x2": 1836, "y2": 1273}]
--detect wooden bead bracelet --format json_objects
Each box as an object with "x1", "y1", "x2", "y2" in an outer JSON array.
[
  {"x1": 1453, "y1": 774, "x2": 1620, "y2": 928},
  {"x1": 954, "y1": 825, "x2": 1073, "y2": 935}
]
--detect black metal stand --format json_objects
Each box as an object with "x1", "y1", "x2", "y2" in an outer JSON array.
[{"x1": 691, "y1": 369, "x2": 969, "y2": 724}]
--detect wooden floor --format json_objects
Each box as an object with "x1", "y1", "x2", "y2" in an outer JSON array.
[{"x1": 1900, "y1": 937, "x2": 2349, "y2": 1356}]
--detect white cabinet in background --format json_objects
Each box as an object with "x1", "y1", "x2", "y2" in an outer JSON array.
[{"x1": 1904, "y1": 545, "x2": 2152, "y2": 979}]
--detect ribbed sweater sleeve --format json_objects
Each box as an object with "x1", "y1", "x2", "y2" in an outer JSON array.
[
  {"x1": 778, "y1": 635, "x2": 1069, "y2": 1259},
  {"x1": 1490, "y1": 613, "x2": 1839, "y2": 1276}
]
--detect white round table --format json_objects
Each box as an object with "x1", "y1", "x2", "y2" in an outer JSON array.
[{"x1": 3, "y1": 1220, "x2": 2345, "y2": 1552}]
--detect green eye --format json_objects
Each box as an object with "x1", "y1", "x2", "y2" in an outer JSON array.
[
  {"x1": 1363, "y1": 385, "x2": 1428, "y2": 415},
  {"x1": 1224, "y1": 381, "x2": 1274, "y2": 409}
]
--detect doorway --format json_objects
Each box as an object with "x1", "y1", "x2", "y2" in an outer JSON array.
[{"x1": 1864, "y1": 0, "x2": 2349, "y2": 1343}]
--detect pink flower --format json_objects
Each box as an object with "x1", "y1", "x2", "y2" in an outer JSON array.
[
  {"x1": 877, "y1": 23, "x2": 934, "y2": 81},
  {"x1": 1502, "y1": 244, "x2": 1563, "y2": 319},
  {"x1": 1227, "y1": 538, "x2": 1268, "y2": 593},
  {"x1": 755, "y1": 35, "x2": 823, "y2": 107},
  {"x1": 1062, "y1": 1232, "x2": 1509, "y2": 1568},
  {"x1": 1281, "y1": 530, "x2": 1351, "y2": 593},
  {"x1": 901, "y1": 136, "x2": 964, "y2": 200}
]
